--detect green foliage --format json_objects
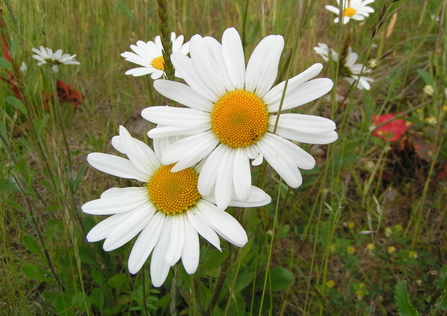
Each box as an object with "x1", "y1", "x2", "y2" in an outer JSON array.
[{"x1": 395, "y1": 281, "x2": 419, "y2": 316}]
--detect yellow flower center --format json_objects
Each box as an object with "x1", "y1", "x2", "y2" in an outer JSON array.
[
  {"x1": 147, "y1": 164, "x2": 201, "y2": 215},
  {"x1": 151, "y1": 56, "x2": 165, "y2": 70},
  {"x1": 210, "y1": 89, "x2": 269, "y2": 148},
  {"x1": 343, "y1": 7, "x2": 356, "y2": 17}
]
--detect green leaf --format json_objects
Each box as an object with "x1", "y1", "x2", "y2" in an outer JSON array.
[
  {"x1": 79, "y1": 244, "x2": 98, "y2": 266},
  {"x1": 0, "y1": 56, "x2": 12, "y2": 71},
  {"x1": 116, "y1": 1, "x2": 135, "y2": 20},
  {"x1": 6, "y1": 96, "x2": 27, "y2": 115},
  {"x1": 269, "y1": 266, "x2": 293, "y2": 291},
  {"x1": 439, "y1": 265, "x2": 447, "y2": 289},
  {"x1": 416, "y1": 69, "x2": 433, "y2": 86},
  {"x1": 198, "y1": 250, "x2": 229, "y2": 276},
  {"x1": 91, "y1": 269, "x2": 106, "y2": 288},
  {"x1": 107, "y1": 273, "x2": 128, "y2": 294},
  {"x1": 91, "y1": 288, "x2": 104, "y2": 311},
  {"x1": 438, "y1": 292, "x2": 447, "y2": 309},
  {"x1": 394, "y1": 281, "x2": 419, "y2": 316},
  {"x1": 22, "y1": 235, "x2": 45, "y2": 261},
  {"x1": 0, "y1": 178, "x2": 19, "y2": 192},
  {"x1": 55, "y1": 293, "x2": 74, "y2": 316},
  {"x1": 22, "y1": 264, "x2": 50, "y2": 282},
  {"x1": 72, "y1": 292, "x2": 90, "y2": 311},
  {"x1": 42, "y1": 291, "x2": 58, "y2": 302}
]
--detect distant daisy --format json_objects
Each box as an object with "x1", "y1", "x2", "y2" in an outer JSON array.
[
  {"x1": 142, "y1": 27, "x2": 337, "y2": 210},
  {"x1": 121, "y1": 32, "x2": 190, "y2": 79},
  {"x1": 325, "y1": 0, "x2": 375, "y2": 24},
  {"x1": 314, "y1": 43, "x2": 374, "y2": 90},
  {"x1": 82, "y1": 126, "x2": 270, "y2": 287},
  {"x1": 32, "y1": 46, "x2": 80, "y2": 73}
]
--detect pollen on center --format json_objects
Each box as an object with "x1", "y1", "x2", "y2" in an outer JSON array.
[
  {"x1": 342, "y1": 7, "x2": 356, "y2": 17},
  {"x1": 147, "y1": 164, "x2": 201, "y2": 215},
  {"x1": 210, "y1": 89, "x2": 269, "y2": 148},
  {"x1": 151, "y1": 56, "x2": 165, "y2": 70}
]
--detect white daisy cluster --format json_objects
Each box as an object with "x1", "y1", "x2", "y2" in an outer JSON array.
[
  {"x1": 325, "y1": 0, "x2": 375, "y2": 25},
  {"x1": 32, "y1": 46, "x2": 80, "y2": 73},
  {"x1": 83, "y1": 28, "x2": 337, "y2": 287},
  {"x1": 314, "y1": 43, "x2": 374, "y2": 90},
  {"x1": 121, "y1": 32, "x2": 190, "y2": 79}
]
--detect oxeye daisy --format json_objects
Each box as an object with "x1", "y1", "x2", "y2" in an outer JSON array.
[
  {"x1": 81, "y1": 126, "x2": 270, "y2": 287},
  {"x1": 142, "y1": 27, "x2": 337, "y2": 210},
  {"x1": 314, "y1": 44, "x2": 374, "y2": 90},
  {"x1": 32, "y1": 46, "x2": 80, "y2": 73},
  {"x1": 325, "y1": 0, "x2": 375, "y2": 25},
  {"x1": 121, "y1": 32, "x2": 190, "y2": 79}
]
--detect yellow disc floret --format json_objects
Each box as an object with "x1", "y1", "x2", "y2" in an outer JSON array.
[
  {"x1": 151, "y1": 56, "x2": 165, "y2": 70},
  {"x1": 147, "y1": 164, "x2": 201, "y2": 215},
  {"x1": 211, "y1": 89, "x2": 269, "y2": 148},
  {"x1": 342, "y1": 7, "x2": 356, "y2": 17}
]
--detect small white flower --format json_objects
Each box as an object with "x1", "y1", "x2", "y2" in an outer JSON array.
[
  {"x1": 423, "y1": 85, "x2": 434, "y2": 96},
  {"x1": 142, "y1": 28, "x2": 338, "y2": 210},
  {"x1": 121, "y1": 32, "x2": 190, "y2": 79},
  {"x1": 326, "y1": 0, "x2": 375, "y2": 25},
  {"x1": 314, "y1": 43, "x2": 339, "y2": 62},
  {"x1": 314, "y1": 44, "x2": 374, "y2": 90},
  {"x1": 32, "y1": 46, "x2": 80, "y2": 73},
  {"x1": 20, "y1": 62, "x2": 27, "y2": 72},
  {"x1": 82, "y1": 126, "x2": 270, "y2": 287}
]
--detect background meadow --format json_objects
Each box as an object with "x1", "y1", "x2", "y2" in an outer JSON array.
[{"x1": 1, "y1": 0, "x2": 447, "y2": 315}]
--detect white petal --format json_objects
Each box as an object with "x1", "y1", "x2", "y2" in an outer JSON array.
[
  {"x1": 162, "y1": 131, "x2": 219, "y2": 171},
  {"x1": 128, "y1": 212, "x2": 165, "y2": 274},
  {"x1": 245, "y1": 35, "x2": 284, "y2": 97},
  {"x1": 81, "y1": 188, "x2": 149, "y2": 215},
  {"x1": 153, "y1": 80, "x2": 213, "y2": 112},
  {"x1": 142, "y1": 106, "x2": 211, "y2": 127},
  {"x1": 257, "y1": 134, "x2": 303, "y2": 188},
  {"x1": 203, "y1": 36, "x2": 236, "y2": 91},
  {"x1": 228, "y1": 186, "x2": 271, "y2": 207},
  {"x1": 87, "y1": 153, "x2": 148, "y2": 182},
  {"x1": 102, "y1": 204, "x2": 155, "y2": 251},
  {"x1": 147, "y1": 125, "x2": 209, "y2": 139},
  {"x1": 269, "y1": 113, "x2": 336, "y2": 134},
  {"x1": 86, "y1": 212, "x2": 129, "y2": 242},
  {"x1": 233, "y1": 147, "x2": 251, "y2": 201},
  {"x1": 181, "y1": 220, "x2": 200, "y2": 274},
  {"x1": 111, "y1": 135, "x2": 160, "y2": 170},
  {"x1": 100, "y1": 187, "x2": 144, "y2": 198},
  {"x1": 187, "y1": 205, "x2": 221, "y2": 251},
  {"x1": 164, "y1": 215, "x2": 185, "y2": 266},
  {"x1": 195, "y1": 200, "x2": 248, "y2": 247},
  {"x1": 268, "y1": 78, "x2": 334, "y2": 112},
  {"x1": 263, "y1": 63, "x2": 323, "y2": 106},
  {"x1": 171, "y1": 52, "x2": 218, "y2": 102},
  {"x1": 150, "y1": 220, "x2": 171, "y2": 287},
  {"x1": 214, "y1": 146, "x2": 234, "y2": 210},
  {"x1": 264, "y1": 133, "x2": 316, "y2": 170},
  {"x1": 198, "y1": 143, "x2": 227, "y2": 197},
  {"x1": 222, "y1": 27, "x2": 245, "y2": 89},
  {"x1": 125, "y1": 67, "x2": 154, "y2": 77},
  {"x1": 190, "y1": 35, "x2": 227, "y2": 97}
]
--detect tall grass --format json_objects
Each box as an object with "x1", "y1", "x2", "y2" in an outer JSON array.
[{"x1": 1, "y1": 0, "x2": 446, "y2": 315}]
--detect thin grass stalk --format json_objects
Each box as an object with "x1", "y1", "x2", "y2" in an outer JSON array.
[{"x1": 157, "y1": 0, "x2": 174, "y2": 80}]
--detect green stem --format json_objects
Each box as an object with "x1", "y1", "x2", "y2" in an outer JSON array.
[{"x1": 157, "y1": 0, "x2": 174, "y2": 80}]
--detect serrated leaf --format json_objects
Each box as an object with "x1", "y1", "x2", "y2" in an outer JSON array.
[
  {"x1": 6, "y1": 96, "x2": 27, "y2": 115},
  {"x1": 22, "y1": 235, "x2": 45, "y2": 260},
  {"x1": 395, "y1": 281, "x2": 419, "y2": 316},
  {"x1": 269, "y1": 266, "x2": 293, "y2": 291}
]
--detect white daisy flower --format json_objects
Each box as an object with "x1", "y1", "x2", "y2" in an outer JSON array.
[
  {"x1": 121, "y1": 32, "x2": 190, "y2": 79},
  {"x1": 32, "y1": 46, "x2": 80, "y2": 73},
  {"x1": 141, "y1": 27, "x2": 337, "y2": 210},
  {"x1": 325, "y1": 0, "x2": 375, "y2": 24},
  {"x1": 344, "y1": 47, "x2": 374, "y2": 90},
  {"x1": 314, "y1": 44, "x2": 374, "y2": 90},
  {"x1": 82, "y1": 126, "x2": 270, "y2": 287}
]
